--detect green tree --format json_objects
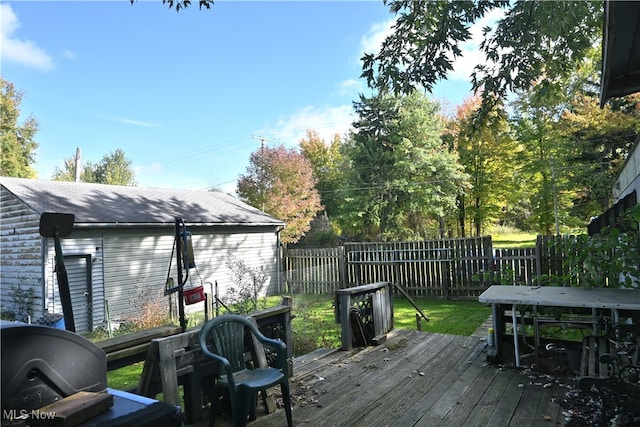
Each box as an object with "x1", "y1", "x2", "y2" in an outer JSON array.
[
  {"x1": 559, "y1": 94, "x2": 640, "y2": 220},
  {"x1": 237, "y1": 144, "x2": 322, "y2": 245},
  {"x1": 339, "y1": 91, "x2": 467, "y2": 240},
  {"x1": 362, "y1": 1, "x2": 601, "y2": 118},
  {"x1": 0, "y1": 77, "x2": 39, "y2": 178},
  {"x1": 53, "y1": 149, "x2": 136, "y2": 186},
  {"x1": 130, "y1": 0, "x2": 213, "y2": 12}
]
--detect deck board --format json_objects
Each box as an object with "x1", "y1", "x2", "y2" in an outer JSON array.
[{"x1": 193, "y1": 329, "x2": 568, "y2": 427}]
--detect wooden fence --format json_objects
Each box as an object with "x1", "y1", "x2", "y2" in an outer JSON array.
[{"x1": 283, "y1": 235, "x2": 572, "y2": 299}]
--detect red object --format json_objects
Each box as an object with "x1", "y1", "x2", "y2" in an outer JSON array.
[{"x1": 183, "y1": 285, "x2": 205, "y2": 305}]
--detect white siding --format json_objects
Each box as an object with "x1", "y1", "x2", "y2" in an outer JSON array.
[
  {"x1": 101, "y1": 229, "x2": 175, "y2": 322},
  {"x1": 614, "y1": 141, "x2": 640, "y2": 203},
  {"x1": 44, "y1": 234, "x2": 104, "y2": 333},
  {"x1": 0, "y1": 187, "x2": 43, "y2": 321},
  {"x1": 101, "y1": 226, "x2": 280, "y2": 321}
]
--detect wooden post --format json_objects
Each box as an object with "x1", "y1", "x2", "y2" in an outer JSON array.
[{"x1": 416, "y1": 313, "x2": 422, "y2": 331}]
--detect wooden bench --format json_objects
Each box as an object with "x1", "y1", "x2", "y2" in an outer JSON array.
[{"x1": 95, "y1": 324, "x2": 181, "y2": 371}]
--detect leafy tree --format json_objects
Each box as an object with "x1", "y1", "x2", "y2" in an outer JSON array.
[
  {"x1": 559, "y1": 94, "x2": 640, "y2": 219},
  {"x1": 362, "y1": 1, "x2": 601, "y2": 118},
  {"x1": 130, "y1": 0, "x2": 213, "y2": 12},
  {"x1": 237, "y1": 144, "x2": 322, "y2": 245},
  {"x1": 53, "y1": 148, "x2": 136, "y2": 186},
  {"x1": 299, "y1": 130, "x2": 345, "y2": 219},
  {"x1": 508, "y1": 49, "x2": 639, "y2": 232},
  {"x1": 0, "y1": 77, "x2": 39, "y2": 178},
  {"x1": 339, "y1": 91, "x2": 467, "y2": 240},
  {"x1": 452, "y1": 95, "x2": 520, "y2": 236}
]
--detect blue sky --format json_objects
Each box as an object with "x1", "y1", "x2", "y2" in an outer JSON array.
[{"x1": 2, "y1": 1, "x2": 493, "y2": 194}]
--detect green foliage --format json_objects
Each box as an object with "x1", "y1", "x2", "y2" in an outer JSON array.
[
  {"x1": 0, "y1": 77, "x2": 39, "y2": 178},
  {"x1": 130, "y1": 0, "x2": 213, "y2": 12},
  {"x1": 338, "y1": 91, "x2": 467, "y2": 240},
  {"x1": 363, "y1": 1, "x2": 601, "y2": 121},
  {"x1": 1, "y1": 284, "x2": 36, "y2": 322},
  {"x1": 299, "y1": 130, "x2": 346, "y2": 220},
  {"x1": 53, "y1": 148, "x2": 136, "y2": 185},
  {"x1": 225, "y1": 252, "x2": 268, "y2": 313},
  {"x1": 237, "y1": 144, "x2": 322, "y2": 244},
  {"x1": 453, "y1": 96, "x2": 520, "y2": 236},
  {"x1": 551, "y1": 206, "x2": 640, "y2": 288}
]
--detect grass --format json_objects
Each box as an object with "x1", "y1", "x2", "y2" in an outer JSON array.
[
  {"x1": 489, "y1": 225, "x2": 537, "y2": 249},
  {"x1": 106, "y1": 294, "x2": 491, "y2": 391}
]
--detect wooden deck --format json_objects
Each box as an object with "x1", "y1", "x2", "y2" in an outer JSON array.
[{"x1": 193, "y1": 329, "x2": 570, "y2": 427}]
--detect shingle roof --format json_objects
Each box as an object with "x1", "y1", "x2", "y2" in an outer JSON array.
[{"x1": 0, "y1": 177, "x2": 283, "y2": 227}]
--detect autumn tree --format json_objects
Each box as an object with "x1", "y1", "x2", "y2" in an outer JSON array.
[
  {"x1": 339, "y1": 91, "x2": 467, "y2": 240},
  {"x1": 237, "y1": 144, "x2": 322, "y2": 245},
  {"x1": 362, "y1": 1, "x2": 601, "y2": 120},
  {"x1": 53, "y1": 148, "x2": 136, "y2": 186},
  {"x1": 299, "y1": 129, "x2": 345, "y2": 219},
  {"x1": 0, "y1": 77, "x2": 39, "y2": 178},
  {"x1": 453, "y1": 96, "x2": 520, "y2": 236}
]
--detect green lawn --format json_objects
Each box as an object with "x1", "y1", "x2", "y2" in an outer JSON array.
[
  {"x1": 489, "y1": 225, "x2": 537, "y2": 249},
  {"x1": 106, "y1": 294, "x2": 490, "y2": 390}
]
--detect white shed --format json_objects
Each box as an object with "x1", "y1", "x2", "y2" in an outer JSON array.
[{"x1": 0, "y1": 177, "x2": 284, "y2": 333}]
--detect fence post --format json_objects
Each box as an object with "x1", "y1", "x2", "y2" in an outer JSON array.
[
  {"x1": 338, "y1": 246, "x2": 347, "y2": 289},
  {"x1": 535, "y1": 235, "x2": 542, "y2": 286}
]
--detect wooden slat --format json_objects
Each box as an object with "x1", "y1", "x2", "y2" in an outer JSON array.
[{"x1": 31, "y1": 391, "x2": 113, "y2": 427}]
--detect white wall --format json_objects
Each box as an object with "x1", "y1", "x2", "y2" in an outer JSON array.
[{"x1": 0, "y1": 187, "x2": 43, "y2": 321}]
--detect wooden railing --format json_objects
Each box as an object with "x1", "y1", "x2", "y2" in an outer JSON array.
[{"x1": 135, "y1": 304, "x2": 292, "y2": 424}]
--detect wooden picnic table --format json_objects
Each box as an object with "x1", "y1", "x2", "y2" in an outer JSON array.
[{"x1": 478, "y1": 285, "x2": 640, "y2": 366}]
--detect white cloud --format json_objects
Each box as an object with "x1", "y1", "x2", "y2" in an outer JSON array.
[
  {"x1": 256, "y1": 104, "x2": 355, "y2": 148},
  {"x1": 360, "y1": 18, "x2": 395, "y2": 57},
  {"x1": 449, "y1": 8, "x2": 506, "y2": 82},
  {"x1": 63, "y1": 49, "x2": 76, "y2": 60},
  {"x1": 0, "y1": 4, "x2": 55, "y2": 71},
  {"x1": 359, "y1": 8, "x2": 505, "y2": 84},
  {"x1": 335, "y1": 79, "x2": 362, "y2": 96},
  {"x1": 115, "y1": 117, "x2": 159, "y2": 127}
]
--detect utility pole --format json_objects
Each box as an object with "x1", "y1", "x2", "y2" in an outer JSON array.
[
  {"x1": 252, "y1": 135, "x2": 276, "y2": 150},
  {"x1": 74, "y1": 147, "x2": 81, "y2": 182},
  {"x1": 251, "y1": 135, "x2": 276, "y2": 211}
]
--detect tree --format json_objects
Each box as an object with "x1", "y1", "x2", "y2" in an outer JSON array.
[
  {"x1": 130, "y1": 0, "x2": 213, "y2": 12},
  {"x1": 53, "y1": 148, "x2": 136, "y2": 186},
  {"x1": 237, "y1": 144, "x2": 322, "y2": 245},
  {"x1": 559, "y1": 93, "x2": 640, "y2": 218},
  {"x1": 452, "y1": 95, "x2": 520, "y2": 236},
  {"x1": 339, "y1": 91, "x2": 467, "y2": 240},
  {"x1": 299, "y1": 130, "x2": 345, "y2": 219},
  {"x1": 362, "y1": 1, "x2": 602, "y2": 118},
  {"x1": 0, "y1": 77, "x2": 39, "y2": 178}
]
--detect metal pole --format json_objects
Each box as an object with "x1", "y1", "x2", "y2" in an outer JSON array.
[{"x1": 175, "y1": 217, "x2": 186, "y2": 332}]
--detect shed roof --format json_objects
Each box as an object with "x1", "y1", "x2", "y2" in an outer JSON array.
[{"x1": 0, "y1": 177, "x2": 284, "y2": 228}]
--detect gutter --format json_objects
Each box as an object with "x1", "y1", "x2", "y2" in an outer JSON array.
[{"x1": 72, "y1": 221, "x2": 285, "y2": 229}]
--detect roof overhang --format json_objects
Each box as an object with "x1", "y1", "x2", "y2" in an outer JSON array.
[{"x1": 600, "y1": 0, "x2": 640, "y2": 107}]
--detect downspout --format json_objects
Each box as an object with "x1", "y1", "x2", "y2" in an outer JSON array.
[{"x1": 276, "y1": 225, "x2": 285, "y2": 294}]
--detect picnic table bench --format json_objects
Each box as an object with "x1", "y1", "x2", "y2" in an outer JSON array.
[{"x1": 95, "y1": 324, "x2": 182, "y2": 371}]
